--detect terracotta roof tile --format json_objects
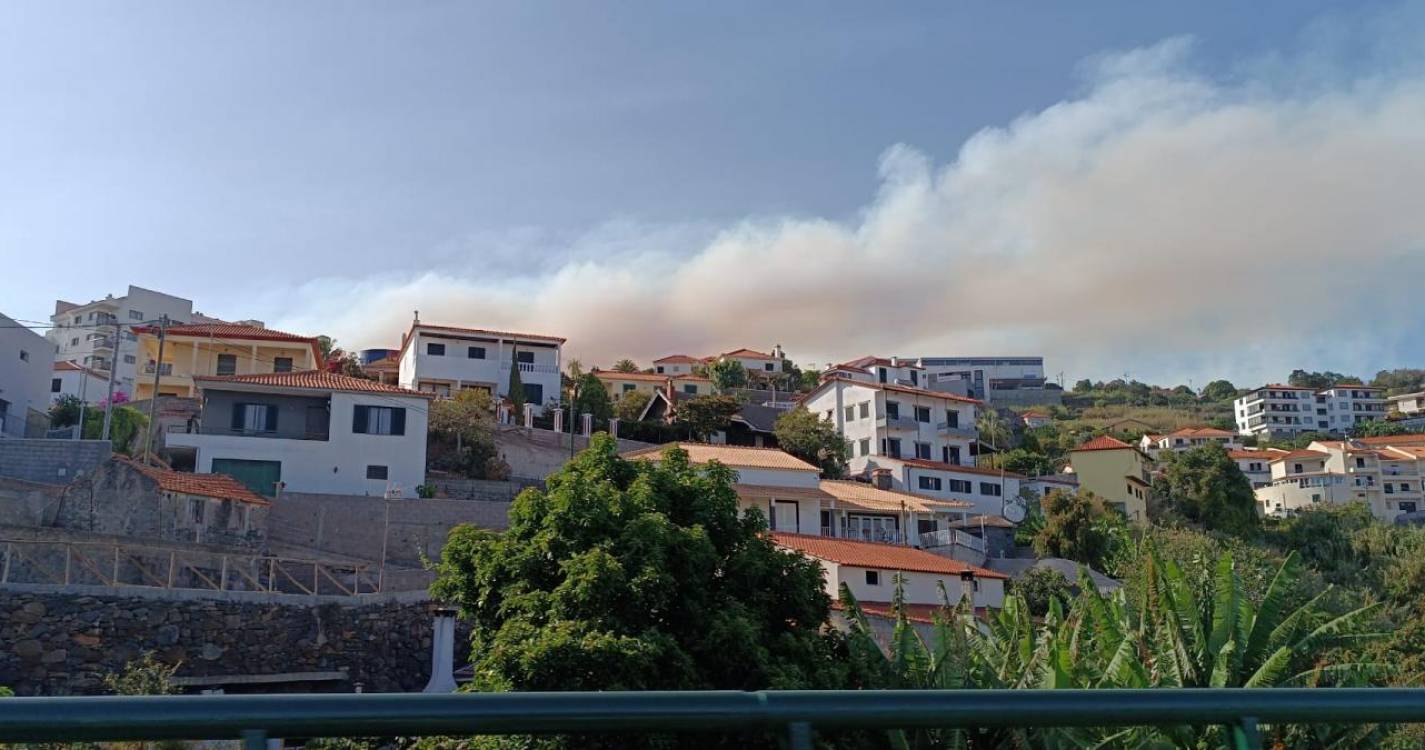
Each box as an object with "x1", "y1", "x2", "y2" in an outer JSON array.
[
  {"x1": 819, "y1": 480, "x2": 971, "y2": 512},
  {"x1": 733, "y1": 484, "x2": 835, "y2": 503},
  {"x1": 134, "y1": 323, "x2": 316, "y2": 344},
  {"x1": 887, "y1": 457, "x2": 1027, "y2": 480},
  {"x1": 1164, "y1": 427, "x2": 1237, "y2": 438},
  {"x1": 622, "y1": 443, "x2": 819, "y2": 472},
  {"x1": 947, "y1": 514, "x2": 1016, "y2": 529},
  {"x1": 653, "y1": 354, "x2": 701, "y2": 364},
  {"x1": 1269, "y1": 449, "x2": 1330, "y2": 463},
  {"x1": 1229, "y1": 449, "x2": 1283, "y2": 460},
  {"x1": 121, "y1": 459, "x2": 269, "y2": 505},
  {"x1": 720, "y1": 348, "x2": 777, "y2": 360},
  {"x1": 671, "y1": 373, "x2": 712, "y2": 382},
  {"x1": 772, "y1": 533, "x2": 1008, "y2": 579},
  {"x1": 593, "y1": 369, "x2": 668, "y2": 382},
  {"x1": 1354, "y1": 433, "x2": 1425, "y2": 446},
  {"x1": 193, "y1": 370, "x2": 433, "y2": 398},
  {"x1": 1073, "y1": 435, "x2": 1135, "y2": 452}
]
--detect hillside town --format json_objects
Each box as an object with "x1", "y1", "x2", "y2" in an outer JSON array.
[{"x1": 5, "y1": 284, "x2": 1425, "y2": 705}]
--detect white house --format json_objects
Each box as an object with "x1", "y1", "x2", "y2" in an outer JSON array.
[
  {"x1": 772, "y1": 532, "x2": 1007, "y2": 611},
  {"x1": 51, "y1": 361, "x2": 113, "y2": 404},
  {"x1": 166, "y1": 370, "x2": 432, "y2": 497},
  {"x1": 652, "y1": 354, "x2": 701, "y2": 376},
  {"x1": 1145, "y1": 427, "x2": 1241, "y2": 455},
  {"x1": 713, "y1": 347, "x2": 788, "y2": 376},
  {"x1": 1389, "y1": 392, "x2": 1425, "y2": 417},
  {"x1": 865, "y1": 459, "x2": 1026, "y2": 518},
  {"x1": 1235, "y1": 383, "x2": 1389, "y2": 438},
  {"x1": 817, "y1": 479, "x2": 974, "y2": 547},
  {"x1": 396, "y1": 318, "x2": 565, "y2": 407},
  {"x1": 1229, "y1": 448, "x2": 1288, "y2": 489},
  {"x1": 47, "y1": 285, "x2": 197, "y2": 399},
  {"x1": 799, "y1": 374, "x2": 981, "y2": 476},
  {"x1": 0, "y1": 312, "x2": 51, "y2": 438},
  {"x1": 824, "y1": 356, "x2": 929, "y2": 389}
]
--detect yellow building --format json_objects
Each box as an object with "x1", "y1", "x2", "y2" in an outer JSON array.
[
  {"x1": 1067, "y1": 435, "x2": 1153, "y2": 522},
  {"x1": 133, "y1": 323, "x2": 322, "y2": 399}
]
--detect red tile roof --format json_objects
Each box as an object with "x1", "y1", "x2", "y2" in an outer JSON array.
[
  {"x1": 1073, "y1": 435, "x2": 1135, "y2": 452},
  {"x1": 772, "y1": 533, "x2": 1008, "y2": 579},
  {"x1": 720, "y1": 348, "x2": 778, "y2": 360},
  {"x1": 947, "y1": 514, "x2": 1016, "y2": 529},
  {"x1": 808, "y1": 376, "x2": 982, "y2": 405},
  {"x1": 671, "y1": 373, "x2": 712, "y2": 382},
  {"x1": 409, "y1": 322, "x2": 566, "y2": 344},
  {"x1": 1165, "y1": 427, "x2": 1236, "y2": 438},
  {"x1": 818, "y1": 480, "x2": 972, "y2": 512},
  {"x1": 1229, "y1": 449, "x2": 1284, "y2": 460},
  {"x1": 1269, "y1": 449, "x2": 1330, "y2": 463},
  {"x1": 1354, "y1": 433, "x2": 1425, "y2": 446},
  {"x1": 592, "y1": 369, "x2": 668, "y2": 382},
  {"x1": 193, "y1": 370, "x2": 433, "y2": 398},
  {"x1": 653, "y1": 354, "x2": 701, "y2": 364},
  {"x1": 837, "y1": 356, "x2": 925, "y2": 371},
  {"x1": 122, "y1": 459, "x2": 269, "y2": 505},
  {"x1": 622, "y1": 443, "x2": 820, "y2": 472},
  {"x1": 889, "y1": 457, "x2": 1027, "y2": 480},
  {"x1": 134, "y1": 323, "x2": 316, "y2": 344}
]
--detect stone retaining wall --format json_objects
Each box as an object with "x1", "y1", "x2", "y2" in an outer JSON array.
[
  {"x1": 0, "y1": 440, "x2": 111, "y2": 485},
  {"x1": 0, "y1": 586, "x2": 465, "y2": 696}
]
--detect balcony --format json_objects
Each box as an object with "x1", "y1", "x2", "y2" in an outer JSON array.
[
  {"x1": 876, "y1": 415, "x2": 920, "y2": 430},
  {"x1": 935, "y1": 422, "x2": 976, "y2": 439},
  {"x1": 143, "y1": 363, "x2": 174, "y2": 376},
  {"x1": 919, "y1": 528, "x2": 987, "y2": 553},
  {"x1": 5, "y1": 689, "x2": 1424, "y2": 749}
]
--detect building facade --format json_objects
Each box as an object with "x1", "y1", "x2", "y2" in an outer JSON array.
[
  {"x1": 1254, "y1": 437, "x2": 1425, "y2": 521},
  {"x1": 0, "y1": 312, "x2": 51, "y2": 438},
  {"x1": 914, "y1": 356, "x2": 1060, "y2": 406},
  {"x1": 801, "y1": 376, "x2": 980, "y2": 471},
  {"x1": 166, "y1": 371, "x2": 432, "y2": 497},
  {"x1": 1066, "y1": 435, "x2": 1153, "y2": 522},
  {"x1": 132, "y1": 323, "x2": 322, "y2": 400},
  {"x1": 47, "y1": 286, "x2": 197, "y2": 399},
  {"x1": 50, "y1": 361, "x2": 112, "y2": 404},
  {"x1": 772, "y1": 533, "x2": 1007, "y2": 611},
  {"x1": 396, "y1": 320, "x2": 564, "y2": 407},
  {"x1": 1235, "y1": 384, "x2": 1388, "y2": 437}
]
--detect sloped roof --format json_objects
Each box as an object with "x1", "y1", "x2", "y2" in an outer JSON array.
[
  {"x1": 135, "y1": 323, "x2": 315, "y2": 344},
  {"x1": 805, "y1": 376, "x2": 982, "y2": 405},
  {"x1": 720, "y1": 348, "x2": 778, "y2": 360},
  {"x1": 1269, "y1": 449, "x2": 1330, "y2": 463},
  {"x1": 889, "y1": 457, "x2": 1027, "y2": 480},
  {"x1": 772, "y1": 533, "x2": 1008, "y2": 579},
  {"x1": 54, "y1": 361, "x2": 108, "y2": 378},
  {"x1": 819, "y1": 480, "x2": 972, "y2": 513},
  {"x1": 122, "y1": 459, "x2": 269, "y2": 505},
  {"x1": 653, "y1": 354, "x2": 701, "y2": 364},
  {"x1": 1073, "y1": 435, "x2": 1135, "y2": 452},
  {"x1": 1354, "y1": 433, "x2": 1425, "y2": 446},
  {"x1": 1165, "y1": 427, "x2": 1237, "y2": 438},
  {"x1": 593, "y1": 369, "x2": 668, "y2": 382},
  {"x1": 193, "y1": 370, "x2": 432, "y2": 398},
  {"x1": 408, "y1": 322, "x2": 566, "y2": 344},
  {"x1": 732, "y1": 404, "x2": 784, "y2": 433},
  {"x1": 733, "y1": 484, "x2": 835, "y2": 503},
  {"x1": 1228, "y1": 449, "x2": 1285, "y2": 460},
  {"x1": 946, "y1": 514, "x2": 1015, "y2": 529},
  {"x1": 622, "y1": 443, "x2": 819, "y2": 472}
]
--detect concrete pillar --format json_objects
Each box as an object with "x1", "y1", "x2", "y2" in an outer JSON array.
[
  {"x1": 608, "y1": 417, "x2": 620, "y2": 439},
  {"x1": 553, "y1": 408, "x2": 564, "y2": 434},
  {"x1": 422, "y1": 606, "x2": 458, "y2": 693},
  {"x1": 497, "y1": 403, "x2": 510, "y2": 424},
  {"x1": 523, "y1": 403, "x2": 535, "y2": 429},
  {"x1": 581, "y1": 413, "x2": 593, "y2": 437}
]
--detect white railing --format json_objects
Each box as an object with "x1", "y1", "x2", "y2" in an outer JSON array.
[
  {"x1": 919, "y1": 529, "x2": 987, "y2": 553},
  {"x1": 499, "y1": 361, "x2": 560, "y2": 375}
]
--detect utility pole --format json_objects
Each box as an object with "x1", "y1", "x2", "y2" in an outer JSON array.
[
  {"x1": 142, "y1": 315, "x2": 169, "y2": 464},
  {"x1": 101, "y1": 319, "x2": 121, "y2": 440},
  {"x1": 74, "y1": 362, "x2": 89, "y2": 441}
]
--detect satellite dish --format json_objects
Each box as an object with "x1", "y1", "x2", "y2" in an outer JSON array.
[{"x1": 1002, "y1": 496, "x2": 1028, "y2": 524}]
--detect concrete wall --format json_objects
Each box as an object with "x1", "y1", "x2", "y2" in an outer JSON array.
[
  {"x1": 0, "y1": 439, "x2": 112, "y2": 485},
  {"x1": 268, "y1": 491, "x2": 512, "y2": 567},
  {"x1": 0, "y1": 313, "x2": 53, "y2": 439},
  {"x1": 0, "y1": 586, "x2": 464, "y2": 695},
  {"x1": 493, "y1": 425, "x2": 654, "y2": 482}
]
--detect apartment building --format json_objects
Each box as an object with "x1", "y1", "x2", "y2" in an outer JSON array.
[
  {"x1": 1254, "y1": 436, "x2": 1425, "y2": 520},
  {"x1": 914, "y1": 355, "x2": 1061, "y2": 406},
  {"x1": 166, "y1": 371, "x2": 432, "y2": 497},
  {"x1": 0, "y1": 312, "x2": 51, "y2": 438},
  {"x1": 825, "y1": 356, "x2": 927, "y2": 388},
  {"x1": 47, "y1": 286, "x2": 197, "y2": 399},
  {"x1": 396, "y1": 319, "x2": 564, "y2": 407},
  {"x1": 801, "y1": 375, "x2": 980, "y2": 470},
  {"x1": 1234, "y1": 384, "x2": 1387, "y2": 437},
  {"x1": 132, "y1": 323, "x2": 322, "y2": 400},
  {"x1": 1066, "y1": 436, "x2": 1153, "y2": 523}
]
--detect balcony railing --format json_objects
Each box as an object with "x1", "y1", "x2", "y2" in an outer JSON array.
[
  {"x1": 936, "y1": 422, "x2": 976, "y2": 438},
  {"x1": 4, "y1": 689, "x2": 1425, "y2": 749},
  {"x1": 143, "y1": 363, "x2": 174, "y2": 376},
  {"x1": 876, "y1": 415, "x2": 920, "y2": 430},
  {"x1": 919, "y1": 528, "x2": 987, "y2": 553},
  {"x1": 499, "y1": 361, "x2": 560, "y2": 375}
]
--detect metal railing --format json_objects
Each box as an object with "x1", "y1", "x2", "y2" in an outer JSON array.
[
  {"x1": 919, "y1": 528, "x2": 987, "y2": 553},
  {"x1": 2, "y1": 689, "x2": 1425, "y2": 749}
]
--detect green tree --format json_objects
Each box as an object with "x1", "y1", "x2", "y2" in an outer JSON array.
[
  {"x1": 430, "y1": 437, "x2": 850, "y2": 747},
  {"x1": 570, "y1": 372, "x2": 615, "y2": 431},
  {"x1": 611, "y1": 359, "x2": 639, "y2": 373},
  {"x1": 1289, "y1": 369, "x2": 1362, "y2": 389},
  {"x1": 672, "y1": 395, "x2": 741, "y2": 441},
  {"x1": 1012, "y1": 566, "x2": 1072, "y2": 616},
  {"x1": 428, "y1": 389, "x2": 499, "y2": 478},
  {"x1": 772, "y1": 407, "x2": 848, "y2": 479},
  {"x1": 1201, "y1": 379, "x2": 1237, "y2": 401},
  {"x1": 1073, "y1": 378, "x2": 1094, "y2": 393},
  {"x1": 1033, "y1": 490, "x2": 1130, "y2": 572},
  {"x1": 1372, "y1": 368, "x2": 1425, "y2": 396},
  {"x1": 976, "y1": 408, "x2": 1013, "y2": 450},
  {"x1": 705, "y1": 358, "x2": 747, "y2": 392},
  {"x1": 996, "y1": 447, "x2": 1057, "y2": 477},
  {"x1": 1353, "y1": 419, "x2": 1412, "y2": 438},
  {"x1": 508, "y1": 346, "x2": 526, "y2": 413},
  {"x1": 796, "y1": 366, "x2": 821, "y2": 392},
  {"x1": 49, "y1": 394, "x2": 83, "y2": 428},
  {"x1": 103, "y1": 651, "x2": 180, "y2": 695},
  {"x1": 614, "y1": 390, "x2": 652, "y2": 422},
  {"x1": 1156, "y1": 445, "x2": 1260, "y2": 535}
]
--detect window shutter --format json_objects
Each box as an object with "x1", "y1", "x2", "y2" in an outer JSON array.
[
  {"x1": 352, "y1": 405, "x2": 368, "y2": 434},
  {"x1": 266, "y1": 404, "x2": 279, "y2": 432},
  {"x1": 390, "y1": 408, "x2": 406, "y2": 436},
  {"x1": 231, "y1": 403, "x2": 245, "y2": 430}
]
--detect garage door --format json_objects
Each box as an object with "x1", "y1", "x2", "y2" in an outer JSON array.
[{"x1": 211, "y1": 458, "x2": 282, "y2": 497}]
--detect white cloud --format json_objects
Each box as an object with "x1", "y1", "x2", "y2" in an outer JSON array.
[{"x1": 274, "y1": 31, "x2": 1425, "y2": 386}]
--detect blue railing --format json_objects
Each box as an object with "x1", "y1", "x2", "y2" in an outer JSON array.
[{"x1": 3, "y1": 689, "x2": 1425, "y2": 750}]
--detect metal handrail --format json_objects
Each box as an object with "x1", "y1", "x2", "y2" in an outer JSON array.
[{"x1": 3, "y1": 690, "x2": 1425, "y2": 750}]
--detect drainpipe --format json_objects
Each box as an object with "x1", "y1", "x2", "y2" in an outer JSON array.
[{"x1": 423, "y1": 605, "x2": 459, "y2": 693}]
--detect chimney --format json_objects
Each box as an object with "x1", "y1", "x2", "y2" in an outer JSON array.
[
  {"x1": 422, "y1": 605, "x2": 458, "y2": 693},
  {"x1": 871, "y1": 468, "x2": 893, "y2": 491},
  {"x1": 413, "y1": 309, "x2": 420, "y2": 325}
]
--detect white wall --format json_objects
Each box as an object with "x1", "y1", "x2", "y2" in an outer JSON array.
[
  {"x1": 399, "y1": 330, "x2": 562, "y2": 406},
  {"x1": 171, "y1": 391, "x2": 429, "y2": 496},
  {"x1": 48, "y1": 286, "x2": 193, "y2": 395},
  {"x1": 806, "y1": 380, "x2": 978, "y2": 472},
  {"x1": 0, "y1": 313, "x2": 51, "y2": 438},
  {"x1": 730, "y1": 466, "x2": 822, "y2": 489},
  {"x1": 829, "y1": 562, "x2": 1003, "y2": 609},
  {"x1": 53, "y1": 367, "x2": 113, "y2": 404}
]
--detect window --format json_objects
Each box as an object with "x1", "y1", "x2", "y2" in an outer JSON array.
[
  {"x1": 124, "y1": 331, "x2": 136, "y2": 341},
  {"x1": 128, "y1": 310, "x2": 144, "y2": 320},
  {"x1": 366, "y1": 465, "x2": 389, "y2": 480},
  {"x1": 858, "y1": 438, "x2": 870, "y2": 457},
  {"x1": 426, "y1": 343, "x2": 446, "y2": 356},
  {"x1": 980, "y1": 482, "x2": 1002, "y2": 496},
  {"x1": 682, "y1": 384, "x2": 697, "y2": 395},
  {"x1": 886, "y1": 401, "x2": 900, "y2": 419},
  {"x1": 877, "y1": 368, "x2": 887, "y2": 383},
  {"x1": 467, "y1": 346, "x2": 486, "y2": 359},
  {"x1": 1356, "y1": 457, "x2": 1366, "y2": 468},
  {"x1": 655, "y1": 365, "x2": 666, "y2": 374},
  {"x1": 216, "y1": 353, "x2": 237, "y2": 376},
  {"x1": 18, "y1": 350, "x2": 28, "y2": 362},
  {"x1": 914, "y1": 442, "x2": 931, "y2": 459},
  {"x1": 622, "y1": 383, "x2": 636, "y2": 393},
  {"x1": 865, "y1": 570, "x2": 881, "y2": 586},
  {"x1": 50, "y1": 378, "x2": 61, "y2": 393},
  {"x1": 516, "y1": 351, "x2": 534, "y2": 364},
  {"x1": 1294, "y1": 463, "x2": 1304, "y2": 473},
  {"x1": 123, "y1": 354, "x2": 136, "y2": 364},
  {"x1": 944, "y1": 410, "x2": 959, "y2": 428},
  {"x1": 948, "y1": 479, "x2": 972, "y2": 493},
  {"x1": 858, "y1": 402, "x2": 869, "y2": 419},
  {"x1": 946, "y1": 445, "x2": 961, "y2": 465},
  {"x1": 72, "y1": 316, "x2": 81, "y2": 325},
  {"x1": 273, "y1": 357, "x2": 293, "y2": 373},
  {"x1": 70, "y1": 338, "x2": 79, "y2": 346},
  {"x1": 231, "y1": 403, "x2": 277, "y2": 433},
  {"x1": 886, "y1": 438, "x2": 901, "y2": 458},
  {"x1": 764, "y1": 362, "x2": 774, "y2": 371},
  {"x1": 914, "y1": 406, "x2": 931, "y2": 423},
  {"x1": 918, "y1": 476, "x2": 942, "y2": 491},
  {"x1": 844, "y1": 405, "x2": 855, "y2": 422},
  {"x1": 352, "y1": 405, "x2": 406, "y2": 436},
  {"x1": 189, "y1": 498, "x2": 205, "y2": 524}
]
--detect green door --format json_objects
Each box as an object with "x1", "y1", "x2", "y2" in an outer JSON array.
[{"x1": 211, "y1": 458, "x2": 283, "y2": 497}]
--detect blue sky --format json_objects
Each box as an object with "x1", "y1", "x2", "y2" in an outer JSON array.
[{"x1": 2, "y1": 1, "x2": 1421, "y2": 385}]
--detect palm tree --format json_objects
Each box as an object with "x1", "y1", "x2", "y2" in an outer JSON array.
[
  {"x1": 612, "y1": 359, "x2": 639, "y2": 373},
  {"x1": 976, "y1": 407, "x2": 1012, "y2": 452}
]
